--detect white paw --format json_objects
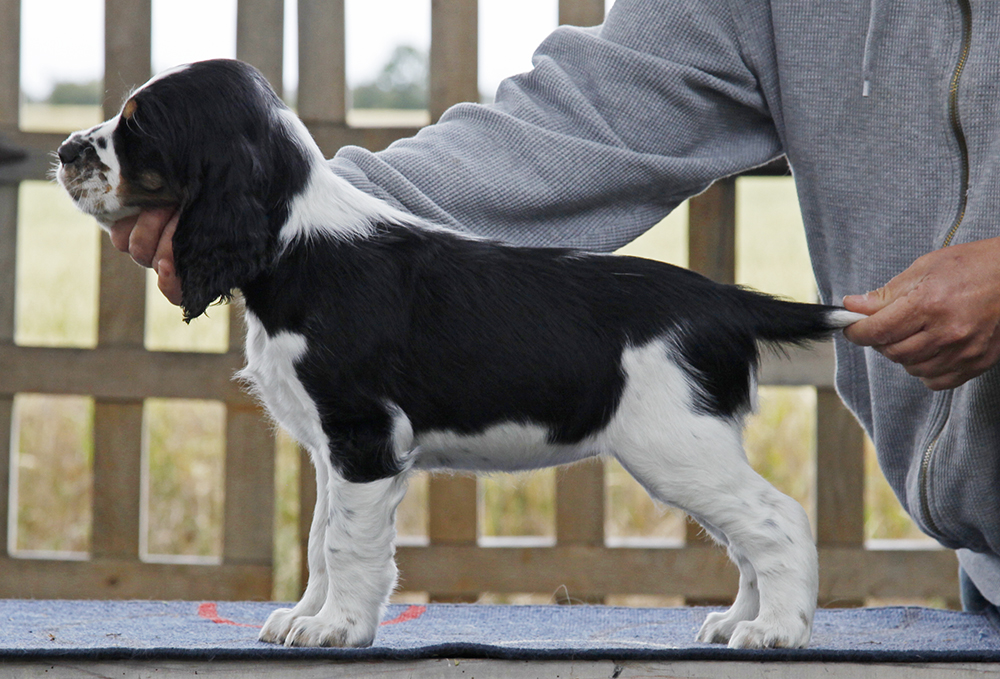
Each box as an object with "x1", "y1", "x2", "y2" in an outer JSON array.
[
  {"x1": 258, "y1": 607, "x2": 299, "y2": 645},
  {"x1": 283, "y1": 614, "x2": 377, "y2": 648},
  {"x1": 726, "y1": 615, "x2": 812, "y2": 649},
  {"x1": 696, "y1": 610, "x2": 745, "y2": 645}
]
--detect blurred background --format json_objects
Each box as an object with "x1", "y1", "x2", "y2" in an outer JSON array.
[{"x1": 8, "y1": 0, "x2": 936, "y2": 606}]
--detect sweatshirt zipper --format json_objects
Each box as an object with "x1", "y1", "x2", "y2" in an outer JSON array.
[
  {"x1": 942, "y1": 0, "x2": 972, "y2": 248},
  {"x1": 917, "y1": 0, "x2": 972, "y2": 540}
]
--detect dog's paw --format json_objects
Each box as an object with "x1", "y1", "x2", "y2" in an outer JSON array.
[
  {"x1": 726, "y1": 615, "x2": 811, "y2": 649},
  {"x1": 283, "y1": 614, "x2": 377, "y2": 648},
  {"x1": 696, "y1": 610, "x2": 744, "y2": 645},
  {"x1": 259, "y1": 607, "x2": 299, "y2": 645}
]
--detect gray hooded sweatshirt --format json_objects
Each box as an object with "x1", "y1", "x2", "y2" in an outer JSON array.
[{"x1": 329, "y1": 0, "x2": 1000, "y2": 601}]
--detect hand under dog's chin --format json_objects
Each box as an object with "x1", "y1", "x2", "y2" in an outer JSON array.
[{"x1": 92, "y1": 205, "x2": 142, "y2": 232}]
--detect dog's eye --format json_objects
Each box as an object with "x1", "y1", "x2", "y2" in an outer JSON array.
[{"x1": 138, "y1": 170, "x2": 165, "y2": 192}]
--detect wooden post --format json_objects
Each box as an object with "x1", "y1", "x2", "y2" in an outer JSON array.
[
  {"x1": 0, "y1": 186, "x2": 15, "y2": 555},
  {"x1": 237, "y1": 0, "x2": 284, "y2": 97},
  {"x1": 687, "y1": 179, "x2": 736, "y2": 285},
  {"x1": 91, "y1": 0, "x2": 152, "y2": 561},
  {"x1": 298, "y1": 0, "x2": 347, "y2": 125},
  {"x1": 0, "y1": 0, "x2": 19, "y2": 130},
  {"x1": 425, "y1": 0, "x2": 480, "y2": 603},
  {"x1": 428, "y1": 474, "x2": 479, "y2": 602},
  {"x1": 223, "y1": 305, "x2": 274, "y2": 587},
  {"x1": 558, "y1": 0, "x2": 605, "y2": 26},
  {"x1": 430, "y1": 0, "x2": 478, "y2": 122},
  {"x1": 816, "y1": 386, "x2": 866, "y2": 607},
  {"x1": 684, "y1": 178, "x2": 737, "y2": 604},
  {"x1": 555, "y1": 459, "x2": 606, "y2": 603}
]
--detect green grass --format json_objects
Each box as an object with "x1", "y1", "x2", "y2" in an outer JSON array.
[{"x1": 11, "y1": 105, "x2": 930, "y2": 605}]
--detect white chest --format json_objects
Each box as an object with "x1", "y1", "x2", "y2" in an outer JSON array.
[{"x1": 239, "y1": 311, "x2": 327, "y2": 454}]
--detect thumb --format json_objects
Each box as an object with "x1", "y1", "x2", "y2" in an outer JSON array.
[{"x1": 843, "y1": 285, "x2": 897, "y2": 315}]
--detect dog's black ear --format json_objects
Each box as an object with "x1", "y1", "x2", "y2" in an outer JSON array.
[{"x1": 172, "y1": 141, "x2": 275, "y2": 322}]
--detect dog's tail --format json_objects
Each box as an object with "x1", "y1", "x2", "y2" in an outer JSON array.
[{"x1": 737, "y1": 291, "x2": 866, "y2": 347}]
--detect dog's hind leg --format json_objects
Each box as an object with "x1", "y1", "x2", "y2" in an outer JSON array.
[
  {"x1": 604, "y1": 346, "x2": 816, "y2": 649},
  {"x1": 259, "y1": 448, "x2": 331, "y2": 644},
  {"x1": 614, "y1": 424, "x2": 817, "y2": 648}
]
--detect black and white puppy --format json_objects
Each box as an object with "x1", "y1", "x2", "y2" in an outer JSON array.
[{"x1": 57, "y1": 59, "x2": 861, "y2": 650}]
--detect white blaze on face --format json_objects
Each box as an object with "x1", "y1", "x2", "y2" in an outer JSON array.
[{"x1": 55, "y1": 113, "x2": 140, "y2": 230}]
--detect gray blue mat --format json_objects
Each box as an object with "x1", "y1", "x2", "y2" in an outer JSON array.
[{"x1": 3, "y1": 600, "x2": 1000, "y2": 662}]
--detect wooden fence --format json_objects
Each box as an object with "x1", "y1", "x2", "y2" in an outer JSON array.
[{"x1": 0, "y1": 0, "x2": 958, "y2": 607}]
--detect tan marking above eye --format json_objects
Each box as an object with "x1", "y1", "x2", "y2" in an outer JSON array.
[
  {"x1": 122, "y1": 98, "x2": 137, "y2": 119},
  {"x1": 139, "y1": 170, "x2": 165, "y2": 191}
]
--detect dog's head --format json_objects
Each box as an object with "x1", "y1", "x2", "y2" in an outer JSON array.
[{"x1": 56, "y1": 59, "x2": 310, "y2": 321}]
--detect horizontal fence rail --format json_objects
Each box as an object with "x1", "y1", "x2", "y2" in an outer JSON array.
[{"x1": 0, "y1": 0, "x2": 958, "y2": 608}]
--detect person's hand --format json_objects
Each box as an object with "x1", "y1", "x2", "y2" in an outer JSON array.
[
  {"x1": 843, "y1": 236, "x2": 1000, "y2": 390},
  {"x1": 108, "y1": 207, "x2": 182, "y2": 306}
]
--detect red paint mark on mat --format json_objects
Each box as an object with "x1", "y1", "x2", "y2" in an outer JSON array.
[
  {"x1": 198, "y1": 602, "x2": 262, "y2": 628},
  {"x1": 197, "y1": 603, "x2": 427, "y2": 629},
  {"x1": 380, "y1": 604, "x2": 427, "y2": 626}
]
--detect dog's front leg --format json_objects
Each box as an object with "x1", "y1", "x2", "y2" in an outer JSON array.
[
  {"x1": 259, "y1": 449, "x2": 332, "y2": 644},
  {"x1": 283, "y1": 470, "x2": 409, "y2": 647}
]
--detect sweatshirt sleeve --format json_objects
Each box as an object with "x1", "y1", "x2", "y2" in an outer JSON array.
[{"x1": 330, "y1": 0, "x2": 781, "y2": 251}]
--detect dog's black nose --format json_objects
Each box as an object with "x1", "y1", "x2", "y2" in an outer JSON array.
[{"x1": 57, "y1": 138, "x2": 86, "y2": 165}]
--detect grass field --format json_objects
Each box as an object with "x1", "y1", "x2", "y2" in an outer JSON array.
[{"x1": 11, "y1": 104, "x2": 929, "y2": 603}]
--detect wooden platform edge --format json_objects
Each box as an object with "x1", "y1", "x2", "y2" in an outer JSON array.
[{"x1": 1, "y1": 658, "x2": 997, "y2": 679}]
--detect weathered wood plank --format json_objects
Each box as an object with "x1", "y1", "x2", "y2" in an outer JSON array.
[
  {"x1": 237, "y1": 0, "x2": 284, "y2": 96},
  {"x1": 0, "y1": 395, "x2": 11, "y2": 554},
  {"x1": 556, "y1": 459, "x2": 604, "y2": 547},
  {"x1": 0, "y1": 0, "x2": 19, "y2": 128},
  {"x1": 104, "y1": 0, "x2": 151, "y2": 118},
  {"x1": 559, "y1": 0, "x2": 605, "y2": 26},
  {"x1": 396, "y1": 544, "x2": 957, "y2": 602},
  {"x1": 91, "y1": 401, "x2": 143, "y2": 559},
  {"x1": 298, "y1": 0, "x2": 347, "y2": 125},
  {"x1": 0, "y1": 555, "x2": 270, "y2": 599},
  {"x1": 223, "y1": 402, "x2": 276, "y2": 571},
  {"x1": 430, "y1": 0, "x2": 478, "y2": 121},
  {"x1": 687, "y1": 178, "x2": 736, "y2": 286},
  {"x1": 758, "y1": 341, "x2": 837, "y2": 388},
  {"x1": 816, "y1": 387, "x2": 865, "y2": 547},
  {"x1": 0, "y1": 344, "x2": 247, "y2": 402},
  {"x1": 428, "y1": 474, "x2": 478, "y2": 602}
]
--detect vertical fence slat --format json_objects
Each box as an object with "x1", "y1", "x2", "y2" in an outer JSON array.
[
  {"x1": 683, "y1": 179, "x2": 738, "y2": 604},
  {"x1": 237, "y1": 0, "x2": 284, "y2": 96},
  {"x1": 91, "y1": 403, "x2": 143, "y2": 559},
  {"x1": 0, "y1": 0, "x2": 19, "y2": 556},
  {"x1": 685, "y1": 178, "x2": 736, "y2": 551},
  {"x1": 104, "y1": 0, "x2": 152, "y2": 118},
  {"x1": 298, "y1": 0, "x2": 346, "y2": 125},
  {"x1": 92, "y1": 0, "x2": 152, "y2": 562},
  {"x1": 426, "y1": 0, "x2": 480, "y2": 602},
  {"x1": 558, "y1": 0, "x2": 605, "y2": 26},
  {"x1": 687, "y1": 179, "x2": 737, "y2": 286},
  {"x1": 816, "y1": 386, "x2": 866, "y2": 607},
  {"x1": 556, "y1": 461, "x2": 604, "y2": 548},
  {"x1": 224, "y1": 405, "x2": 275, "y2": 569},
  {"x1": 556, "y1": 459, "x2": 605, "y2": 603},
  {"x1": 430, "y1": 0, "x2": 478, "y2": 122},
  {"x1": 428, "y1": 474, "x2": 478, "y2": 601},
  {"x1": 0, "y1": 0, "x2": 19, "y2": 129},
  {"x1": 0, "y1": 184, "x2": 16, "y2": 555}
]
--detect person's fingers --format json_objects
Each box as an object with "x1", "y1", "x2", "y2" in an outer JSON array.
[
  {"x1": 152, "y1": 212, "x2": 182, "y2": 306},
  {"x1": 842, "y1": 291, "x2": 926, "y2": 348},
  {"x1": 108, "y1": 215, "x2": 139, "y2": 253},
  {"x1": 156, "y1": 257, "x2": 183, "y2": 306},
  {"x1": 129, "y1": 206, "x2": 177, "y2": 267}
]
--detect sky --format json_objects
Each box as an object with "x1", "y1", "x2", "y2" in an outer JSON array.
[{"x1": 20, "y1": 0, "x2": 613, "y2": 102}]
